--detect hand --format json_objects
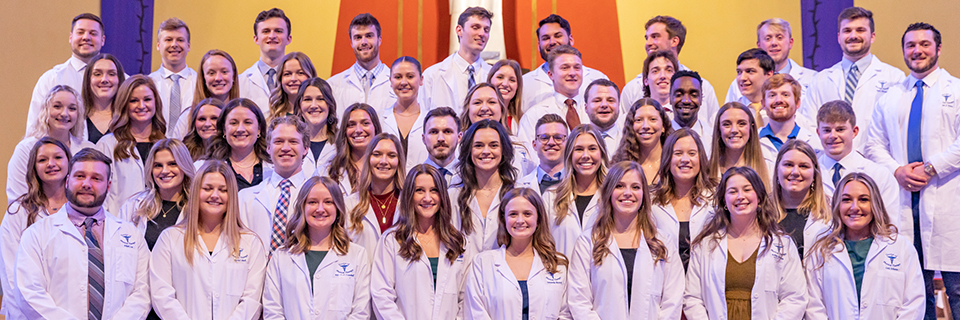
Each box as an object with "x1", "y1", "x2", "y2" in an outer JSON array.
[{"x1": 895, "y1": 162, "x2": 929, "y2": 192}]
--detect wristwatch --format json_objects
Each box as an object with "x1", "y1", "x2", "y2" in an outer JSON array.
[{"x1": 924, "y1": 162, "x2": 937, "y2": 177}]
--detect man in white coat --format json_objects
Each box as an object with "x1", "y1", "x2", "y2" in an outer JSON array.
[
  {"x1": 15, "y1": 148, "x2": 150, "y2": 319},
  {"x1": 584, "y1": 79, "x2": 623, "y2": 155},
  {"x1": 517, "y1": 45, "x2": 588, "y2": 154},
  {"x1": 732, "y1": 48, "x2": 775, "y2": 127},
  {"x1": 865, "y1": 22, "x2": 960, "y2": 320},
  {"x1": 758, "y1": 74, "x2": 823, "y2": 164},
  {"x1": 328, "y1": 13, "x2": 395, "y2": 117},
  {"x1": 422, "y1": 107, "x2": 462, "y2": 185},
  {"x1": 621, "y1": 15, "x2": 720, "y2": 124},
  {"x1": 239, "y1": 116, "x2": 308, "y2": 252},
  {"x1": 808, "y1": 7, "x2": 905, "y2": 154},
  {"x1": 521, "y1": 14, "x2": 608, "y2": 111},
  {"x1": 669, "y1": 70, "x2": 713, "y2": 155},
  {"x1": 26, "y1": 13, "x2": 104, "y2": 134},
  {"x1": 239, "y1": 8, "x2": 292, "y2": 113},
  {"x1": 517, "y1": 114, "x2": 567, "y2": 195},
  {"x1": 421, "y1": 7, "x2": 493, "y2": 113},
  {"x1": 149, "y1": 17, "x2": 196, "y2": 139}
]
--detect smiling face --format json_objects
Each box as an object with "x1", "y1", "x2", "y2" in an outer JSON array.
[
  {"x1": 504, "y1": 196, "x2": 538, "y2": 241},
  {"x1": 612, "y1": 169, "x2": 644, "y2": 215},
  {"x1": 719, "y1": 108, "x2": 751, "y2": 151},
  {"x1": 304, "y1": 183, "x2": 338, "y2": 233},
  {"x1": 224, "y1": 107, "x2": 259, "y2": 151},
  {"x1": 35, "y1": 144, "x2": 69, "y2": 185},
  {"x1": 763, "y1": 83, "x2": 799, "y2": 123},
  {"x1": 203, "y1": 55, "x2": 234, "y2": 99},
  {"x1": 368, "y1": 139, "x2": 400, "y2": 183},
  {"x1": 644, "y1": 22, "x2": 677, "y2": 54},
  {"x1": 280, "y1": 59, "x2": 309, "y2": 97},
  {"x1": 818, "y1": 120, "x2": 858, "y2": 159},
  {"x1": 736, "y1": 59, "x2": 772, "y2": 102},
  {"x1": 838, "y1": 180, "x2": 874, "y2": 236},
  {"x1": 902, "y1": 29, "x2": 940, "y2": 76},
  {"x1": 757, "y1": 24, "x2": 792, "y2": 66},
  {"x1": 490, "y1": 66, "x2": 519, "y2": 102},
  {"x1": 350, "y1": 25, "x2": 381, "y2": 64},
  {"x1": 471, "y1": 128, "x2": 503, "y2": 173},
  {"x1": 198, "y1": 172, "x2": 228, "y2": 217},
  {"x1": 346, "y1": 110, "x2": 375, "y2": 153},
  {"x1": 585, "y1": 85, "x2": 620, "y2": 129},
  {"x1": 671, "y1": 77, "x2": 702, "y2": 127},
  {"x1": 467, "y1": 86, "x2": 502, "y2": 124},
  {"x1": 670, "y1": 136, "x2": 700, "y2": 183},
  {"x1": 724, "y1": 174, "x2": 758, "y2": 219},
  {"x1": 390, "y1": 61, "x2": 422, "y2": 101},
  {"x1": 151, "y1": 149, "x2": 184, "y2": 195},
  {"x1": 547, "y1": 54, "x2": 583, "y2": 98},
  {"x1": 533, "y1": 123, "x2": 567, "y2": 168},
  {"x1": 47, "y1": 91, "x2": 79, "y2": 133},
  {"x1": 66, "y1": 161, "x2": 110, "y2": 210},
  {"x1": 298, "y1": 86, "x2": 329, "y2": 128},
  {"x1": 90, "y1": 59, "x2": 120, "y2": 101},
  {"x1": 69, "y1": 19, "x2": 104, "y2": 60},
  {"x1": 632, "y1": 105, "x2": 665, "y2": 147},
  {"x1": 456, "y1": 16, "x2": 491, "y2": 54},
  {"x1": 412, "y1": 173, "x2": 441, "y2": 221},
  {"x1": 194, "y1": 104, "x2": 221, "y2": 140},
  {"x1": 838, "y1": 17, "x2": 875, "y2": 59},
  {"x1": 269, "y1": 123, "x2": 306, "y2": 176},
  {"x1": 571, "y1": 133, "x2": 602, "y2": 179},
  {"x1": 777, "y1": 149, "x2": 814, "y2": 197},
  {"x1": 127, "y1": 85, "x2": 157, "y2": 125},
  {"x1": 644, "y1": 57, "x2": 676, "y2": 102},
  {"x1": 254, "y1": 17, "x2": 291, "y2": 56},
  {"x1": 157, "y1": 27, "x2": 190, "y2": 67},
  {"x1": 538, "y1": 22, "x2": 572, "y2": 61}
]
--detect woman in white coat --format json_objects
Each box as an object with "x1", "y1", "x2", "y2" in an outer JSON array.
[
  {"x1": 206, "y1": 98, "x2": 273, "y2": 191},
  {"x1": 486, "y1": 59, "x2": 523, "y2": 135},
  {"x1": 804, "y1": 173, "x2": 924, "y2": 319},
  {"x1": 8, "y1": 85, "x2": 93, "y2": 203},
  {"x1": 568, "y1": 161, "x2": 684, "y2": 319},
  {"x1": 541, "y1": 124, "x2": 609, "y2": 258},
  {"x1": 0, "y1": 138, "x2": 70, "y2": 318},
  {"x1": 650, "y1": 129, "x2": 716, "y2": 270},
  {"x1": 465, "y1": 187, "x2": 570, "y2": 320},
  {"x1": 328, "y1": 103, "x2": 383, "y2": 194},
  {"x1": 372, "y1": 164, "x2": 469, "y2": 319},
  {"x1": 118, "y1": 139, "x2": 195, "y2": 248},
  {"x1": 707, "y1": 102, "x2": 772, "y2": 184},
  {"x1": 266, "y1": 52, "x2": 316, "y2": 123},
  {"x1": 293, "y1": 77, "x2": 338, "y2": 177},
  {"x1": 149, "y1": 160, "x2": 268, "y2": 320},
  {"x1": 382, "y1": 56, "x2": 429, "y2": 170},
  {"x1": 80, "y1": 53, "x2": 126, "y2": 144},
  {"x1": 181, "y1": 98, "x2": 224, "y2": 160},
  {"x1": 460, "y1": 83, "x2": 536, "y2": 175},
  {"x1": 345, "y1": 133, "x2": 406, "y2": 259},
  {"x1": 771, "y1": 140, "x2": 831, "y2": 257},
  {"x1": 452, "y1": 119, "x2": 518, "y2": 253},
  {"x1": 684, "y1": 166, "x2": 806, "y2": 320},
  {"x1": 97, "y1": 74, "x2": 169, "y2": 214},
  {"x1": 611, "y1": 98, "x2": 673, "y2": 185},
  {"x1": 263, "y1": 176, "x2": 371, "y2": 319}
]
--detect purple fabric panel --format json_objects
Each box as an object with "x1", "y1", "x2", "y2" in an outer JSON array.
[
  {"x1": 801, "y1": 0, "x2": 854, "y2": 71},
  {"x1": 100, "y1": 0, "x2": 154, "y2": 75}
]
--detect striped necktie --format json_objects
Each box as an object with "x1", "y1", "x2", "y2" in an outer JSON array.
[
  {"x1": 85, "y1": 217, "x2": 104, "y2": 320},
  {"x1": 467, "y1": 65, "x2": 477, "y2": 91},
  {"x1": 845, "y1": 65, "x2": 860, "y2": 104},
  {"x1": 168, "y1": 74, "x2": 182, "y2": 134},
  {"x1": 270, "y1": 179, "x2": 293, "y2": 251}
]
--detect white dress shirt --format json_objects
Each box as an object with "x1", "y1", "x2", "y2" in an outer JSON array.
[
  {"x1": 422, "y1": 53, "x2": 492, "y2": 114},
  {"x1": 149, "y1": 66, "x2": 198, "y2": 139},
  {"x1": 521, "y1": 63, "x2": 609, "y2": 112}
]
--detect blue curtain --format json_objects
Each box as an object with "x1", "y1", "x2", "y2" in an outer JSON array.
[{"x1": 100, "y1": 0, "x2": 154, "y2": 75}]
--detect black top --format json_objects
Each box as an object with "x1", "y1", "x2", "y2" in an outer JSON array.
[
  {"x1": 87, "y1": 118, "x2": 107, "y2": 144},
  {"x1": 145, "y1": 200, "x2": 181, "y2": 250},
  {"x1": 136, "y1": 142, "x2": 153, "y2": 166},
  {"x1": 679, "y1": 221, "x2": 691, "y2": 271},
  {"x1": 305, "y1": 250, "x2": 328, "y2": 290},
  {"x1": 228, "y1": 159, "x2": 264, "y2": 191},
  {"x1": 779, "y1": 208, "x2": 807, "y2": 256},
  {"x1": 575, "y1": 195, "x2": 594, "y2": 223},
  {"x1": 518, "y1": 280, "x2": 529, "y2": 320},
  {"x1": 310, "y1": 140, "x2": 327, "y2": 163},
  {"x1": 620, "y1": 248, "x2": 638, "y2": 304}
]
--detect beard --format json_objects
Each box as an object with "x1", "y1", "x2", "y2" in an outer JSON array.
[
  {"x1": 906, "y1": 54, "x2": 939, "y2": 75},
  {"x1": 66, "y1": 187, "x2": 107, "y2": 209},
  {"x1": 842, "y1": 39, "x2": 871, "y2": 58},
  {"x1": 354, "y1": 45, "x2": 380, "y2": 64}
]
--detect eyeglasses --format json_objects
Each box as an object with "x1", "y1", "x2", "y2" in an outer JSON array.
[{"x1": 537, "y1": 134, "x2": 567, "y2": 143}]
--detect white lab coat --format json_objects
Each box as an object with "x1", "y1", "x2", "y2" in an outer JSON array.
[
  {"x1": 540, "y1": 189, "x2": 599, "y2": 258},
  {"x1": 116, "y1": 191, "x2": 186, "y2": 236},
  {"x1": 514, "y1": 170, "x2": 543, "y2": 195},
  {"x1": 380, "y1": 102, "x2": 430, "y2": 170},
  {"x1": 450, "y1": 186, "x2": 502, "y2": 253},
  {"x1": 149, "y1": 227, "x2": 268, "y2": 320},
  {"x1": 421, "y1": 53, "x2": 492, "y2": 114},
  {"x1": 238, "y1": 170, "x2": 309, "y2": 250},
  {"x1": 651, "y1": 201, "x2": 714, "y2": 257},
  {"x1": 301, "y1": 139, "x2": 337, "y2": 177},
  {"x1": 804, "y1": 234, "x2": 925, "y2": 320},
  {"x1": 238, "y1": 63, "x2": 272, "y2": 114},
  {"x1": 567, "y1": 230, "x2": 684, "y2": 319},
  {"x1": 6, "y1": 134, "x2": 93, "y2": 204},
  {"x1": 343, "y1": 192, "x2": 392, "y2": 262},
  {"x1": 96, "y1": 133, "x2": 147, "y2": 217},
  {"x1": 620, "y1": 63, "x2": 721, "y2": 125},
  {"x1": 818, "y1": 152, "x2": 902, "y2": 229},
  {"x1": 328, "y1": 62, "x2": 396, "y2": 118},
  {"x1": 724, "y1": 59, "x2": 818, "y2": 129},
  {"x1": 683, "y1": 234, "x2": 807, "y2": 320},
  {"x1": 758, "y1": 123, "x2": 823, "y2": 166},
  {"x1": 521, "y1": 63, "x2": 609, "y2": 113},
  {"x1": 371, "y1": 228, "x2": 471, "y2": 320},
  {"x1": 149, "y1": 66, "x2": 198, "y2": 139},
  {"x1": 865, "y1": 68, "x2": 960, "y2": 271},
  {"x1": 262, "y1": 243, "x2": 372, "y2": 320},
  {"x1": 808, "y1": 55, "x2": 905, "y2": 153},
  {"x1": 464, "y1": 246, "x2": 571, "y2": 320},
  {"x1": 15, "y1": 210, "x2": 151, "y2": 320},
  {"x1": 0, "y1": 204, "x2": 55, "y2": 319}
]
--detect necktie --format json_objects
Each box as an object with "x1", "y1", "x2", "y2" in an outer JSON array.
[
  {"x1": 85, "y1": 217, "x2": 104, "y2": 320},
  {"x1": 267, "y1": 68, "x2": 277, "y2": 91},
  {"x1": 271, "y1": 179, "x2": 293, "y2": 251},
  {"x1": 467, "y1": 65, "x2": 477, "y2": 92},
  {"x1": 438, "y1": 167, "x2": 451, "y2": 178},
  {"x1": 832, "y1": 162, "x2": 843, "y2": 186},
  {"x1": 564, "y1": 99, "x2": 581, "y2": 129},
  {"x1": 845, "y1": 65, "x2": 860, "y2": 104},
  {"x1": 750, "y1": 102, "x2": 765, "y2": 127},
  {"x1": 168, "y1": 74, "x2": 182, "y2": 134},
  {"x1": 907, "y1": 80, "x2": 924, "y2": 257},
  {"x1": 540, "y1": 174, "x2": 561, "y2": 194},
  {"x1": 362, "y1": 72, "x2": 373, "y2": 103}
]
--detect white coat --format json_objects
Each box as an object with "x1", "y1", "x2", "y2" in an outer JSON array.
[
  {"x1": 464, "y1": 246, "x2": 571, "y2": 320},
  {"x1": 371, "y1": 228, "x2": 471, "y2": 320},
  {"x1": 6, "y1": 135, "x2": 93, "y2": 204},
  {"x1": 149, "y1": 227, "x2": 268, "y2": 320},
  {"x1": 116, "y1": 191, "x2": 186, "y2": 236},
  {"x1": 724, "y1": 59, "x2": 818, "y2": 129},
  {"x1": 15, "y1": 210, "x2": 151, "y2": 320},
  {"x1": 521, "y1": 63, "x2": 608, "y2": 113},
  {"x1": 800, "y1": 217, "x2": 832, "y2": 258},
  {"x1": 651, "y1": 201, "x2": 714, "y2": 256},
  {"x1": 0, "y1": 204, "x2": 55, "y2": 319},
  {"x1": 450, "y1": 186, "x2": 502, "y2": 253},
  {"x1": 301, "y1": 139, "x2": 337, "y2": 177},
  {"x1": 865, "y1": 68, "x2": 960, "y2": 271},
  {"x1": 818, "y1": 151, "x2": 902, "y2": 229},
  {"x1": 380, "y1": 102, "x2": 430, "y2": 170},
  {"x1": 514, "y1": 170, "x2": 543, "y2": 196},
  {"x1": 683, "y1": 234, "x2": 807, "y2": 320},
  {"x1": 328, "y1": 62, "x2": 396, "y2": 118},
  {"x1": 343, "y1": 192, "x2": 392, "y2": 261},
  {"x1": 540, "y1": 189, "x2": 599, "y2": 258},
  {"x1": 238, "y1": 63, "x2": 272, "y2": 114},
  {"x1": 808, "y1": 55, "x2": 905, "y2": 153},
  {"x1": 804, "y1": 234, "x2": 925, "y2": 320},
  {"x1": 262, "y1": 243, "x2": 372, "y2": 320},
  {"x1": 620, "y1": 63, "x2": 721, "y2": 125},
  {"x1": 96, "y1": 134, "x2": 146, "y2": 215},
  {"x1": 421, "y1": 53, "x2": 492, "y2": 114},
  {"x1": 567, "y1": 230, "x2": 684, "y2": 319},
  {"x1": 238, "y1": 170, "x2": 309, "y2": 251}
]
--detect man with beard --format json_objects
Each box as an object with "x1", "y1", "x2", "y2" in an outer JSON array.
[
  {"x1": 26, "y1": 13, "x2": 106, "y2": 133},
  {"x1": 239, "y1": 8, "x2": 293, "y2": 114},
  {"x1": 422, "y1": 107, "x2": 462, "y2": 185},
  {"x1": 422, "y1": 7, "x2": 494, "y2": 114},
  {"x1": 584, "y1": 79, "x2": 623, "y2": 154},
  {"x1": 15, "y1": 148, "x2": 150, "y2": 319},
  {"x1": 757, "y1": 74, "x2": 823, "y2": 165},
  {"x1": 808, "y1": 7, "x2": 904, "y2": 153},
  {"x1": 670, "y1": 70, "x2": 713, "y2": 154},
  {"x1": 329, "y1": 13, "x2": 394, "y2": 118},
  {"x1": 732, "y1": 48, "x2": 775, "y2": 127},
  {"x1": 866, "y1": 22, "x2": 960, "y2": 320},
  {"x1": 517, "y1": 114, "x2": 568, "y2": 195},
  {"x1": 521, "y1": 14, "x2": 608, "y2": 112},
  {"x1": 517, "y1": 45, "x2": 587, "y2": 154},
  {"x1": 149, "y1": 18, "x2": 196, "y2": 139}
]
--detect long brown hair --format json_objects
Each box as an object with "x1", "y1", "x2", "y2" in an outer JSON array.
[
  {"x1": 182, "y1": 98, "x2": 225, "y2": 160},
  {"x1": 177, "y1": 160, "x2": 248, "y2": 265},
  {"x1": 612, "y1": 98, "x2": 673, "y2": 165},
  {"x1": 194, "y1": 49, "x2": 240, "y2": 105},
  {"x1": 591, "y1": 161, "x2": 667, "y2": 265},
  {"x1": 207, "y1": 98, "x2": 271, "y2": 163},
  {"x1": 268, "y1": 52, "x2": 317, "y2": 122},
  {"x1": 771, "y1": 139, "x2": 831, "y2": 222},
  {"x1": 81, "y1": 53, "x2": 126, "y2": 118},
  {"x1": 456, "y1": 120, "x2": 517, "y2": 234},
  {"x1": 329, "y1": 103, "x2": 382, "y2": 189},
  {"x1": 284, "y1": 176, "x2": 351, "y2": 255},
  {"x1": 109, "y1": 75, "x2": 167, "y2": 161},
  {"x1": 459, "y1": 82, "x2": 510, "y2": 129},
  {"x1": 498, "y1": 188, "x2": 567, "y2": 273},
  {"x1": 553, "y1": 124, "x2": 609, "y2": 225},
  {"x1": 693, "y1": 166, "x2": 784, "y2": 256},
  {"x1": 394, "y1": 165, "x2": 465, "y2": 263},
  {"x1": 651, "y1": 129, "x2": 716, "y2": 207},
  {"x1": 348, "y1": 133, "x2": 406, "y2": 233},
  {"x1": 292, "y1": 77, "x2": 338, "y2": 143},
  {"x1": 486, "y1": 59, "x2": 524, "y2": 124},
  {"x1": 7, "y1": 138, "x2": 71, "y2": 226},
  {"x1": 130, "y1": 139, "x2": 196, "y2": 226},
  {"x1": 708, "y1": 102, "x2": 768, "y2": 185}
]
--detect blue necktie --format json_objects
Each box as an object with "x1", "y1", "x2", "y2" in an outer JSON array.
[
  {"x1": 845, "y1": 65, "x2": 860, "y2": 104},
  {"x1": 907, "y1": 80, "x2": 924, "y2": 260},
  {"x1": 539, "y1": 173, "x2": 561, "y2": 194},
  {"x1": 832, "y1": 162, "x2": 843, "y2": 186},
  {"x1": 467, "y1": 65, "x2": 476, "y2": 92}
]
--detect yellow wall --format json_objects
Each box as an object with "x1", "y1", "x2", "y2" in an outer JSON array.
[{"x1": 862, "y1": 0, "x2": 960, "y2": 74}]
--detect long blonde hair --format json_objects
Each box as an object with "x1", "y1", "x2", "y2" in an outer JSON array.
[
  {"x1": 498, "y1": 188, "x2": 567, "y2": 273},
  {"x1": 708, "y1": 102, "x2": 768, "y2": 185},
  {"x1": 284, "y1": 176, "x2": 351, "y2": 255},
  {"x1": 30, "y1": 85, "x2": 85, "y2": 139},
  {"x1": 771, "y1": 139, "x2": 831, "y2": 222},
  {"x1": 348, "y1": 133, "x2": 406, "y2": 233},
  {"x1": 177, "y1": 160, "x2": 248, "y2": 265},
  {"x1": 130, "y1": 139, "x2": 196, "y2": 226},
  {"x1": 552, "y1": 124, "x2": 609, "y2": 225},
  {"x1": 591, "y1": 161, "x2": 667, "y2": 265}
]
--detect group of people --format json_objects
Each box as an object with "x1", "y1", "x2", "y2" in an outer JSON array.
[{"x1": 0, "y1": 4, "x2": 956, "y2": 320}]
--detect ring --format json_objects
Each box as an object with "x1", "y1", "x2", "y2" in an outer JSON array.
[{"x1": 908, "y1": 184, "x2": 913, "y2": 188}]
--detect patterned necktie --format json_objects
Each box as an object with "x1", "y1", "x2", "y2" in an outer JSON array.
[
  {"x1": 832, "y1": 162, "x2": 843, "y2": 186},
  {"x1": 85, "y1": 217, "x2": 104, "y2": 320},
  {"x1": 362, "y1": 72, "x2": 373, "y2": 103},
  {"x1": 467, "y1": 65, "x2": 477, "y2": 92},
  {"x1": 845, "y1": 65, "x2": 861, "y2": 104},
  {"x1": 564, "y1": 99, "x2": 581, "y2": 129},
  {"x1": 270, "y1": 179, "x2": 293, "y2": 251},
  {"x1": 267, "y1": 68, "x2": 277, "y2": 91},
  {"x1": 168, "y1": 74, "x2": 182, "y2": 134}
]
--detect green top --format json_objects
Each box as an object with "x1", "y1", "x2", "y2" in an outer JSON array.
[
  {"x1": 844, "y1": 237, "x2": 873, "y2": 303},
  {"x1": 429, "y1": 257, "x2": 440, "y2": 289},
  {"x1": 305, "y1": 250, "x2": 328, "y2": 290}
]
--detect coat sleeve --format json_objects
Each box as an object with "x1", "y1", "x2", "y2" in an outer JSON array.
[
  {"x1": 0, "y1": 206, "x2": 25, "y2": 306},
  {"x1": 463, "y1": 258, "x2": 492, "y2": 320},
  {"x1": 774, "y1": 238, "x2": 808, "y2": 320},
  {"x1": 802, "y1": 254, "x2": 829, "y2": 320},
  {"x1": 347, "y1": 248, "x2": 373, "y2": 320},
  {"x1": 865, "y1": 97, "x2": 903, "y2": 173},
  {"x1": 927, "y1": 94, "x2": 960, "y2": 177},
  {"x1": 107, "y1": 231, "x2": 151, "y2": 319},
  {"x1": 149, "y1": 231, "x2": 193, "y2": 319},
  {"x1": 260, "y1": 251, "x2": 284, "y2": 320},
  {"x1": 370, "y1": 235, "x2": 406, "y2": 320},
  {"x1": 682, "y1": 243, "x2": 710, "y2": 319},
  {"x1": 658, "y1": 247, "x2": 684, "y2": 320},
  {"x1": 6, "y1": 141, "x2": 30, "y2": 204},
  {"x1": 898, "y1": 242, "x2": 926, "y2": 320},
  {"x1": 558, "y1": 265, "x2": 573, "y2": 320},
  {"x1": 227, "y1": 236, "x2": 267, "y2": 320},
  {"x1": 15, "y1": 226, "x2": 80, "y2": 320},
  {"x1": 566, "y1": 234, "x2": 600, "y2": 320}
]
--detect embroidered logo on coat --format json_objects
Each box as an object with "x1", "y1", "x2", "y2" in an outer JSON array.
[
  {"x1": 235, "y1": 248, "x2": 249, "y2": 262},
  {"x1": 546, "y1": 272, "x2": 564, "y2": 285},
  {"x1": 120, "y1": 234, "x2": 136, "y2": 248},
  {"x1": 884, "y1": 254, "x2": 901, "y2": 271},
  {"x1": 336, "y1": 263, "x2": 355, "y2": 277},
  {"x1": 876, "y1": 81, "x2": 890, "y2": 93}
]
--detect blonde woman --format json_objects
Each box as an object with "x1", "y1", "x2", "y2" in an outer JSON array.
[{"x1": 771, "y1": 139, "x2": 831, "y2": 257}]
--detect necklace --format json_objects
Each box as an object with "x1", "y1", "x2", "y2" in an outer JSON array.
[
  {"x1": 161, "y1": 203, "x2": 181, "y2": 218},
  {"x1": 232, "y1": 159, "x2": 256, "y2": 169},
  {"x1": 371, "y1": 192, "x2": 396, "y2": 223}
]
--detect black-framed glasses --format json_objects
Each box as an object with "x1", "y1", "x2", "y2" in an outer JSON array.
[{"x1": 537, "y1": 134, "x2": 567, "y2": 143}]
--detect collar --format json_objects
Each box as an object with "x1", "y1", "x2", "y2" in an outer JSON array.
[
  {"x1": 539, "y1": 62, "x2": 549, "y2": 74},
  {"x1": 67, "y1": 55, "x2": 87, "y2": 73},
  {"x1": 553, "y1": 91, "x2": 582, "y2": 110},
  {"x1": 821, "y1": 150, "x2": 865, "y2": 172},
  {"x1": 759, "y1": 122, "x2": 801, "y2": 147},
  {"x1": 536, "y1": 166, "x2": 562, "y2": 182},
  {"x1": 353, "y1": 61, "x2": 386, "y2": 80},
  {"x1": 267, "y1": 168, "x2": 307, "y2": 188},
  {"x1": 671, "y1": 116, "x2": 704, "y2": 132},
  {"x1": 906, "y1": 67, "x2": 942, "y2": 89},
  {"x1": 453, "y1": 52, "x2": 482, "y2": 74},
  {"x1": 65, "y1": 202, "x2": 106, "y2": 227},
  {"x1": 161, "y1": 65, "x2": 194, "y2": 79},
  {"x1": 841, "y1": 54, "x2": 873, "y2": 75},
  {"x1": 778, "y1": 59, "x2": 794, "y2": 75},
  {"x1": 425, "y1": 157, "x2": 459, "y2": 173},
  {"x1": 256, "y1": 60, "x2": 279, "y2": 77}
]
